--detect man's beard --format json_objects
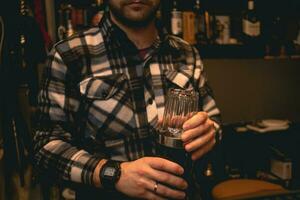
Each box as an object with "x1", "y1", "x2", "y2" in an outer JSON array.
[{"x1": 108, "y1": 1, "x2": 159, "y2": 28}]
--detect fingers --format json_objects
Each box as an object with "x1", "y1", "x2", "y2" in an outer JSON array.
[
  {"x1": 145, "y1": 167, "x2": 187, "y2": 190},
  {"x1": 190, "y1": 134, "x2": 216, "y2": 160},
  {"x1": 182, "y1": 112, "x2": 208, "y2": 130},
  {"x1": 181, "y1": 119, "x2": 214, "y2": 142},
  {"x1": 184, "y1": 128, "x2": 215, "y2": 153},
  {"x1": 134, "y1": 178, "x2": 168, "y2": 200},
  {"x1": 146, "y1": 157, "x2": 184, "y2": 176},
  {"x1": 116, "y1": 158, "x2": 187, "y2": 199},
  {"x1": 148, "y1": 181, "x2": 186, "y2": 200},
  {"x1": 140, "y1": 178, "x2": 185, "y2": 200},
  {"x1": 145, "y1": 192, "x2": 168, "y2": 200},
  {"x1": 141, "y1": 158, "x2": 186, "y2": 199}
]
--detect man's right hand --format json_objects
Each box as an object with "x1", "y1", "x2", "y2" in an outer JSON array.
[{"x1": 115, "y1": 157, "x2": 187, "y2": 200}]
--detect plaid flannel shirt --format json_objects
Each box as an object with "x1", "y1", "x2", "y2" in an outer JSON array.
[{"x1": 34, "y1": 14, "x2": 221, "y2": 186}]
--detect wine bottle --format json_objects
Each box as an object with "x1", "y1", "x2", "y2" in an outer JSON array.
[
  {"x1": 57, "y1": 9, "x2": 66, "y2": 40},
  {"x1": 242, "y1": 0, "x2": 261, "y2": 44},
  {"x1": 183, "y1": 11, "x2": 196, "y2": 44},
  {"x1": 268, "y1": 15, "x2": 286, "y2": 57},
  {"x1": 171, "y1": 0, "x2": 183, "y2": 37},
  {"x1": 194, "y1": 0, "x2": 207, "y2": 44},
  {"x1": 20, "y1": 0, "x2": 27, "y2": 69},
  {"x1": 156, "y1": 4, "x2": 162, "y2": 21},
  {"x1": 66, "y1": 5, "x2": 74, "y2": 37},
  {"x1": 90, "y1": 0, "x2": 105, "y2": 27},
  {"x1": 66, "y1": 20, "x2": 74, "y2": 37}
]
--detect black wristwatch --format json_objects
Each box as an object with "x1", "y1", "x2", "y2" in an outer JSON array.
[{"x1": 100, "y1": 160, "x2": 122, "y2": 190}]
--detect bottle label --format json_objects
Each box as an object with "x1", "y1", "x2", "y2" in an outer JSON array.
[
  {"x1": 243, "y1": 19, "x2": 260, "y2": 36},
  {"x1": 215, "y1": 16, "x2": 231, "y2": 44},
  {"x1": 171, "y1": 11, "x2": 183, "y2": 35}
]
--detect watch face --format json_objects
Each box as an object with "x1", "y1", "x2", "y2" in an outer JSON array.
[{"x1": 104, "y1": 167, "x2": 116, "y2": 177}]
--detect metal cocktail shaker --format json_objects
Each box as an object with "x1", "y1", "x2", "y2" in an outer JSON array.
[{"x1": 156, "y1": 88, "x2": 199, "y2": 199}]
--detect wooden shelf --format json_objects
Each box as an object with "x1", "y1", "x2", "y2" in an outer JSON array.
[{"x1": 196, "y1": 44, "x2": 265, "y2": 59}]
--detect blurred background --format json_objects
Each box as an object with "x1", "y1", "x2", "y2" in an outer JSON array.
[{"x1": 0, "y1": 0, "x2": 300, "y2": 199}]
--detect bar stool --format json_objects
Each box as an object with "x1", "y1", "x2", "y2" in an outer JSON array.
[{"x1": 212, "y1": 179, "x2": 288, "y2": 200}]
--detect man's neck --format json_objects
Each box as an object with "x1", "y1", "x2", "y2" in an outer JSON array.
[{"x1": 110, "y1": 13, "x2": 158, "y2": 50}]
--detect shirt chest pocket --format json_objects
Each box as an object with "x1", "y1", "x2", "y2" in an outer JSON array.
[
  {"x1": 163, "y1": 70, "x2": 194, "y2": 91},
  {"x1": 78, "y1": 74, "x2": 136, "y2": 139}
]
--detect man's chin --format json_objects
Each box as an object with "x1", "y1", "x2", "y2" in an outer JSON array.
[
  {"x1": 114, "y1": 13, "x2": 156, "y2": 28},
  {"x1": 122, "y1": 19, "x2": 154, "y2": 28}
]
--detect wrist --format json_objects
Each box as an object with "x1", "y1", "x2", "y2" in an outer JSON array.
[
  {"x1": 115, "y1": 162, "x2": 127, "y2": 191},
  {"x1": 99, "y1": 160, "x2": 122, "y2": 190}
]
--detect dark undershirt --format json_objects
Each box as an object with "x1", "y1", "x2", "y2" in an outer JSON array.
[{"x1": 138, "y1": 46, "x2": 153, "y2": 60}]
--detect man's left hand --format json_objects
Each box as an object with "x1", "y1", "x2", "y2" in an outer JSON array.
[{"x1": 181, "y1": 112, "x2": 216, "y2": 161}]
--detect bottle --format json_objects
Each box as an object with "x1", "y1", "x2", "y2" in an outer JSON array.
[
  {"x1": 57, "y1": 9, "x2": 66, "y2": 40},
  {"x1": 66, "y1": 19, "x2": 74, "y2": 37},
  {"x1": 20, "y1": 0, "x2": 27, "y2": 69},
  {"x1": 263, "y1": 14, "x2": 285, "y2": 57},
  {"x1": 66, "y1": 5, "x2": 74, "y2": 37},
  {"x1": 215, "y1": 15, "x2": 231, "y2": 44},
  {"x1": 242, "y1": 0, "x2": 261, "y2": 44},
  {"x1": 90, "y1": 0, "x2": 105, "y2": 27},
  {"x1": 156, "y1": 4, "x2": 162, "y2": 21},
  {"x1": 171, "y1": 0, "x2": 183, "y2": 37},
  {"x1": 194, "y1": 0, "x2": 207, "y2": 44}
]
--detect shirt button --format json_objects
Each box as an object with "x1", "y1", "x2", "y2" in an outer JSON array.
[{"x1": 148, "y1": 98, "x2": 153, "y2": 105}]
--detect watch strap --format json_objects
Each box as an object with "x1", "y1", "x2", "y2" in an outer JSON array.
[{"x1": 100, "y1": 160, "x2": 122, "y2": 190}]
